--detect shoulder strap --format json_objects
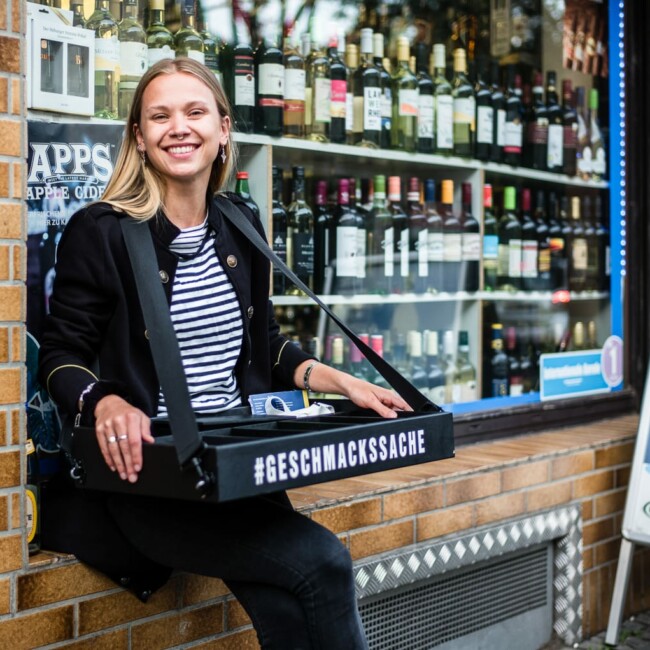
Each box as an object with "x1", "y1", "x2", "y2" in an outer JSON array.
[
  {"x1": 119, "y1": 218, "x2": 205, "y2": 469},
  {"x1": 214, "y1": 195, "x2": 440, "y2": 413}
]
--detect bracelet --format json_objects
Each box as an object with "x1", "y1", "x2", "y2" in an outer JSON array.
[{"x1": 303, "y1": 361, "x2": 319, "y2": 392}]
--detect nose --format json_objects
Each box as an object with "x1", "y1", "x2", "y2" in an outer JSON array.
[{"x1": 169, "y1": 114, "x2": 190, "y2": 139}]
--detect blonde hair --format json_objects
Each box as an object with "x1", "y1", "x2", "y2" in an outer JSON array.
[{"x1": 101, "y1": 57, "x2": 238, "y2": 220}]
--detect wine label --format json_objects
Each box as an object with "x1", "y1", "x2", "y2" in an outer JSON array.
[
  {"x1": 284, "y1": 68, "x2": 305, "y2": 101},
  {"x1": 417, "y1": 229, "x2": 428, "y2": 276},
  {"x1": 443, "y1": 233, "x2": 462, "y2": 262},
  {"x1": 148, "y1": 46, "x2": 175, "y2": 67},
  {"x1": 418, "y1": 94, "x2": 434, "y2": 139},
  {"x1": 495, "y1": 108, "x2": 506, "y2": 147},
  {"x1": 435, "y1": 95, "x2": 453, "y2": 149},
  {"x1": 363, "y1": 86, "x2": 381, "y2": 131},
  {"x1": 330, "y1": 79, "x2": 347, "y2": 118},
  {"x1": 572, "y1": 237, "x2": 588, "y2": 271},
  {"x1": 399, "y1": 228, "x2": 409, "y2": 277},
  {"x1": 428, "y1": 231, "x2": 444, "y2": 262},
  {"x1": 504, "y1": 120, "x2": 523, "y2": 152},
  {"x1": 527, "y1": 120, "x2": 548, "y2": 145},
  {"x1": 235, "y1": 72, "x2": 255, "y2": 107},
  {"x1": 120, "y1": 42, "x2": 147, "y2": 76},
  {"x1": 336, "y1": 226, "x2": 358, "y2": 277},
  {"x1": 186, "y1": 49, "x2": 205, "y2": 64},
  {"x1": 356, "y1": 228, "x2": 367, "y2": 278},
  {"x1": 293, "y1": 232, "x2": 314, "y2": 276},
  {"x1": 508, "y1": 239, "x2": 522, "y2": 277},
  {"x1": 521, "y1": 240, "x2": 538, "y2": 277},
  {"x1": 345, "y1": 92, "x2": 354, "y2": 132},
  {"x1": 476, "y1": 105, "x2": 494, "y2": 144},
  {"x1": 462, "y1": 233, "x2": 481, "y2": 261},
  {"x1": 95, "y1": 37, "x2": 120, "y2": 71},
  {"x1": 258, "y1": 63, "x2": 284, "y2": 96},
  {"x1": 547, "y1": 124, "x2": 564, "y2": 167},
  {"x1": 483, "y1": 234, "x2": 498, "y2": 260},
  {"x1": 398, "y1": 89, "x2": 418, "y2": 117},
  {"x1": 314, "y1": 77, "x2": 331, "y2": 123},
  {"x1": 538, "y1": 248, "x2": 551, "y2": 273},
  {"x1": 383, "y1": 226, "x2": 394, "y2": 277},
  {"x1": 453, "y1": 97, "x2": 476, "y2": 129}
]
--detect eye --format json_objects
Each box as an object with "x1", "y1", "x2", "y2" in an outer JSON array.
[
  {"x1": 189, "y1": 109, "x2": 204, "y2": 117},
  {"x1": 151, "y1": 113, "x2": 168, "y2": 121}
]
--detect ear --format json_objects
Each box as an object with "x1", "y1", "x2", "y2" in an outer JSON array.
[
  {"x1": 133, "y1": 124, "x2": 144, "y2": 149},
  {"x1": 219, "y1": 115, "x2": 231, "y2": 147}
]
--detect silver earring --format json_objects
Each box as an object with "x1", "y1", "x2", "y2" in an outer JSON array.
[{"x1": 220, "y1": 145, "x2": 227, "y2": 164}]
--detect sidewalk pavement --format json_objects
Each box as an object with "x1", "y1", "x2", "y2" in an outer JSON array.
[{"x1": 544, "y1": 612, "x2": 650, "y2": 649}]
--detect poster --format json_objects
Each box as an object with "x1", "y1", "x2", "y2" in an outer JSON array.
[
  {"x1": 26, "y1": 120, "x2": 123, "y2": 464},
  {"x1": 563, "y1": 0, "x2": 608, "y2": 77}
]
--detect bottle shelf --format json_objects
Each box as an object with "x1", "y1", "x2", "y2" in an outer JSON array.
[
  {"x1": 271, "y1": 290, "x2": 609, "y2": 307},
  {"x1": 234, "y1": 132, "x2": 609, "y2": 190}
]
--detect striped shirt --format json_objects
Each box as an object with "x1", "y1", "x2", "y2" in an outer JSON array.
[{"x1": 157, "y1": 217, "x2": 243, "y2": 416}]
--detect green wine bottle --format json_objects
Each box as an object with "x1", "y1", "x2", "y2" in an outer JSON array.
[
  {"x1": 391, "y1": 37, "x2": 418, "y2": 152},
  {"x1": 118, "y1": 0, "x2": 147, "y2": 119}
]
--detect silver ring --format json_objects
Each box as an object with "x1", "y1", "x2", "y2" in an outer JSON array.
[
  {"x1": 118, "y1": 434, "x2": 128, "y2": 441},
  {"x1": 107, "y1": 435, "x2": 117, "y2": 444}
]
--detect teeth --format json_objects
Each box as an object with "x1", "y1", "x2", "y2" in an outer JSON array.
[{"x1": 168, "y1": 145, "x2": 195, "y2": 154}]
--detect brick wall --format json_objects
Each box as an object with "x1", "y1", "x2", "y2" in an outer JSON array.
[
  {"x1": 0, "y1": 415, "x2": 644, "y2": 649},
  {"x1": 0, "y1": 0, "x2": 26, "y2": 594}
]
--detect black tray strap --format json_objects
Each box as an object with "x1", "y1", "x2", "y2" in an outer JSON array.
[
  {"x1": 120, "y1": 218, "x2": 203, "y2": 467},
  {"x1": 214, "y1": 195, "x2": 441, "y2": 413}
]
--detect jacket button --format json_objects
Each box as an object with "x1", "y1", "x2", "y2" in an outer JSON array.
[
  {"x1": 227, "y1": 255, "x2": 238, "y2": 268},
  {"x1": 247, "y1": 306, "x2": 254, "y2": 318},
  {"x1": 159, "y1": 270, "x2": 169, "y2": 283},
  {"x1": 120, "y1": 576, "x2": 131, "y2": 586},
  {"x1": 140, "y1": 590, "x2": 152, "y2": 602},
  {"x1": 144, "y1": 329, "x2": 150, "y2": 340}
]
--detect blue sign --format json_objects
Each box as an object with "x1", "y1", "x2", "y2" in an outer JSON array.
[{"x1": 540, "y1": 349, "x2": 612, "y2": 401}]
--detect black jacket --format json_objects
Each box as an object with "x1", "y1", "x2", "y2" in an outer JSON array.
[{"x1": 38, "y1": 194, "x2": 313, "y2": 600}]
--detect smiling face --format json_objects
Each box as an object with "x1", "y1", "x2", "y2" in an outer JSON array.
[{"x1": 133, "y1": 71, "x2": 230, "y2": 192}]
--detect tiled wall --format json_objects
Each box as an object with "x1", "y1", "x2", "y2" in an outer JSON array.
[
  {"x1": 0, "y1": 415, "x2": 645, "y2": 649},
  {"x1": 0, "y1": 0, "x2": 27, "y2": 592}
]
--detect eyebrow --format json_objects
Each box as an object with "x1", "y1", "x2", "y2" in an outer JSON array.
[{"x1": 145, "y1": 100, "x2": 212, "y2": 113}]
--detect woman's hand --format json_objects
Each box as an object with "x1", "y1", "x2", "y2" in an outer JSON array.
[
  {"x1": 94, "y1": 395, "x2": 154, "y2": 483},
  {"x1": 294, "y1": 361, "x2": 412, "y2": 418}
]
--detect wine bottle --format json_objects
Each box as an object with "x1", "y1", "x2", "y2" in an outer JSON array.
[
  {"x1": 569, "y1": 196, "x2": 588, "y2": 292},
  {"x1": 344, "y1": 44, "x2": 359, "y2": 145},
  {"x1": 562, "y1": 80, "x2": 578, "y2": 177},
  {"x1": 306, "y1": 42, "x2": 330, "y2": 143},
  {"x1": 228, "y1": 42, "x2": 255, "y2": 133},
  {"x1": 505, "y1": 326, "x2": 524, "y2": 396},
  {"x1": 407, "y1": 330, "x2": 429, "y2": 393},
  {"x1": 545, "y1": 71, "x2": 564, "y2": 173},
  {"x1": 271, "y1": 166, "x2": 288, "y2": 296},
  {"x1": 328, "y1": 36, "x2": 347, "y2": 145},
  {"x1": 25, "y1": 439, "x2": 41, "y2": 555},
  {"x1": 373, "y1": 33, "x2": 392, "y2": 150},
  {"x1": 414, "y1": 42, "x2": 434, "y2": 154},
  {"x1": 489, "y1": 60, "x2": 506, "y2": 163},
  {"x1": 432, "y1": 43, "x2": 453, "y2": 155},
  {"x1": 254, "y1": 39, "x2": 284, "y2": 136},
  {"x1": 313, "y1": 179, "x2": 333, "y2": 295},
  {"x1": 332, "y1": 178, "x2": 358, "y2": 295},
  {"x1": 483, "y1": 184, "x2": 498, "y2": 292},
  {"x1": 350, "y1": 333, "x2": 371, "y2": 381},
  {"x1": 388, "y1": 176, "x2": 408, "y2": 293},
  {"x1": 594, "y1": 195, "x2": 610, "y2": 291},
  {"x1": 117, "y1": 0, "x2": 147, "y2": 119},
  {"x1": 457, "y1": 330, "x2": 477, "y2": 402},
  {"x1": 589, "y1": 89, "x2": 606, "y2": 181},
  {"x1": 174, "y1": 0, "x2": 204, "y2": 63},
  {"x1": 442, "y1": 330, "x2": 460, "y2": 403},
  {"x1": 520, "y1": 188, "x2": 539, "y2": 292},
  {"x1": 503, "y1": 66, "x2": 523, "y2": 166},
  {"x1": 425, "y1": 330, "x2": 446, "y2": 404},
  {"x1": 424, "y1": 179, "x2": 443, "y2": 294},
  {"x1": 534, "y1": 189, "x2": 551, "y2": 292},
  {"x1": 331, "y1": 335, "x2": 347, "y2": 373},
  {"x1": 547, "y1": 192, "x2": 568, "y2": 291},
  {"x1": 286, "y1": 166, "x2": 314, "y2": 294},
  {"x1": 145, "y1": 0, "x2": 175, "y2": 68},
  {"x1": 349, "y1": 178, "x2": 368, "y2": 293},
  {"x1": 451, "y1": 48, "x2": 475, "y2": 158},
  {"x1": 68, "y1": 0, "x2": 89, "y2": 98},
  {"x1": 86, "y1": 0, "x2": 120, "y2": 119},
  {"x1": 353, "y1": 28, "x2": 381, "y2": 149},
  {"x1": 441, "y1": 179, "x2": 461, "y2": 293},
  {"x1": 283, "y1": 36, "x2": 306, "y2": 139},
  {"x1": 473, "y1": 56, "x2": 493, "y2": 161},
  {"x1": 583, "y1": 196, "x2": 598, "y2": 292},
  {"x1": 524, "y1": 71, "x2": 548, "y2": 170},
  {"x1": 490, "y1": 324, "x2": 509, "y2": 397},
  {"x1": 406, "y1": 177, "x2": 429, "y2": 294},
  {"x1": 461, "y1": 181, "x2": 480, "y2": 292},
  {"x1": 234, "y1": 171, "x2": 261, "y2": 219},
  {"x1": 497, "y1": 186, "x2": 522, "y2": 291},
  {"x1": 391, "y1": 36, "x2": 418, "y2": 152},
  {"x1": 198, "y1": 19, "x2": 219, "y2": 79},
  {"x1": 368, "y1": 175, "x2": 394, "y2": 295},
  {"x1": 369, "y1": 334, "x2": 390, "y2": 388}
]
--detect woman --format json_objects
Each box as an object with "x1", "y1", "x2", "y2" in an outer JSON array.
[{"x1": 39, "y1": 58, "x2": 408, "y2": 649}]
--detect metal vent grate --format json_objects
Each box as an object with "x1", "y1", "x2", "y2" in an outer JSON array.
[{"x1": 359, "y1": 545, "x2": 551, "y2": 650}]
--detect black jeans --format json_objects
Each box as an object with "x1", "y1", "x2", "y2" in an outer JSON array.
[{"x1": 107, "y1": 492, "x2": 369, "y2": 650}]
